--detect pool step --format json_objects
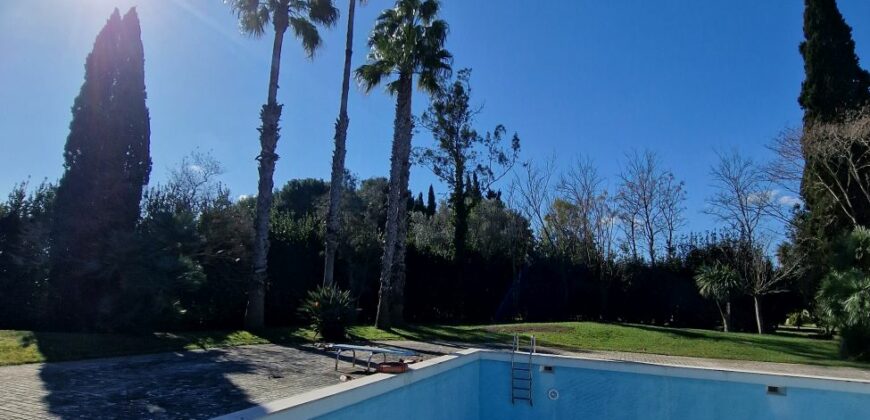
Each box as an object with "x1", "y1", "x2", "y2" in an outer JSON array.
[{"x1": 510, "y1": 334, "x2": 535, "y2": 406}]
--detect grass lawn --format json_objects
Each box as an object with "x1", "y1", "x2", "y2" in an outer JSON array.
[
  {"x1": 349, "y1": 322, "x2": 868, "y2": 369},
  {"x1": 2, "y1": 322, "x2": 866, "y2": 369},
  {"x1": 0, "y1": 328, "x2": 312, "y2": 366}
]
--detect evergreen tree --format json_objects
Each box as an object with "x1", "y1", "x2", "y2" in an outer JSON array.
[
  {"x1": 794, "y1": 0, "x2": 870, "y2": 315},
  {"x1": 426, "y1": 184, "x2": 437, "y2": 216},
  {"x1": 50, "y1": 8, "x2": 151, "y2": 330},
  {"x1": 417, "y1": 69, "x2": 519, "y2": 264},
  {"x1": 417, "y1": 73, "x2": 520, "y2": 264},
  {"x1": 797, "y1": 0, "x2": 870, "y2": 250},
  {"x1": 417, "y1": 192, "x2": 425, "y2": 210},
  {"x1": 469, "y1": 172, "x2": 483, "y2": 202},
  {"x1": 799, "y1": 0, "x2": 870, "y2": 124}
]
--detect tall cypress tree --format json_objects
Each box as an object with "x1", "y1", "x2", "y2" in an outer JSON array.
[
  {"x1": 426, "y1": 184, "x2": 437, "y2": 216},
  {"x1": 799, "y1": 0, "x2": 870, "y2": 124},
  {"x1": 798, "y1": 0, "x2": 870, "y2": 233},
  {"x1": 792, "y1": 0, "x2": 870, "y2": 306},
  {"x1": 414, "y1": 192, "x2": 425, "y2": 213},
  {"x1": 50, "y1": 8, "x2": 151, "y2": 330}
]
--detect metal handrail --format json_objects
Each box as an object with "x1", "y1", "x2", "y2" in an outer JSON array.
[{"x1": 510, "y1": 333, "x2": 535, "y2": 405}]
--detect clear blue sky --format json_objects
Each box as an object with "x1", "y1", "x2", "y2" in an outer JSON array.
[{"x1": 3, "y1": 1, "x2": 870, "y2": 236}]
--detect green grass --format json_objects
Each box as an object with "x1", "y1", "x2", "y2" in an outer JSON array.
[
  {"x1": 0, "y1": 328, "x2": 313, "y2": 366},
  {"x1": 350, "y1": 322, "x2": 870, "y2": 369},
  {"x1": 2, "y1": 322, "x2": 867, "y2": 369}
]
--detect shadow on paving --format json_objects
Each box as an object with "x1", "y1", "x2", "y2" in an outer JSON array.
[{"x1": 33, "y1": 332, "x2": 258, "y2": 419}]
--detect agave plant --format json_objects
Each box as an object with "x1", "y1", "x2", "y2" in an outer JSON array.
[{"x1": 299, "y1": 285, "x2": 357, "y2": 341}]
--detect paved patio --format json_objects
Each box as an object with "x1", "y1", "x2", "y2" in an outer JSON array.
[
  {"x1": 0, "y1": 340, "x2": 868, "y2": 419},
  {"x1": 0, "y1": 343, "x2": 451, "y2": 420}
]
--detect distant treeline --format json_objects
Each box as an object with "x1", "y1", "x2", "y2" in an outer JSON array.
[{"x1": 0, "y1": 166, "x2": 802, "y2": 333}]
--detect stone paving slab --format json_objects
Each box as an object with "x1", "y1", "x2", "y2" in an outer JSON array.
[
  {"x1": 2, "y1": 339, "x2": 869, "y2": 419},
  {"x1": 0, "y1": 343, "x2": 432, "y2": 420}
]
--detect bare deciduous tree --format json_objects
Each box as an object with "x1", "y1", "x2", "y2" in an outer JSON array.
[
  {"x1": 615, "y1": 150, "x2": 683, "y2": 264},
  {"x1": 765, "y1": 127, "x2": 805, "y2": 196},
  {"x1": 802, "y1": 108, "x2": 870, "y2": 227},
  {"x1": 706, "y1": 150, "x2": 773, "y2": 248},
  {"x1": 164, "y1": 150, "x2": 226, "y2": 214},
  {"x1": 658, "y1": 172, "x2": 686, "y2": 260},
  {"x1": 510, "y1": 159, "x2": 555, "y2": 248},
  {"x1": 707, "y1": 150, "x2": 799, "y2": 334},
  {"x1": 558, "y1": 156, "x2": 616, "y2": 263}
]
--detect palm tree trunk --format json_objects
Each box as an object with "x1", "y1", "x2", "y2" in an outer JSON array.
[
  {"x1": 725, "y1": 300, "x2": 731, "y2": 333},
  {"x1": 715, "y1": 301, "x2": 729, "y2": 332},
  {"x1": 323, "y1": 0, "x2": 357, "y2": 288},
  {"x1": 246, "y1": 13, "x2": 288, "y2": 330},
  {"x1": 375, "y1": 71, "x2": 413, "y2": 329},
  {"x1": 753, "y1": 295, "x2": 764, "y2": 334},
  {"x1": 390, "y1": 195, "x2": 409, "y2": 325}
]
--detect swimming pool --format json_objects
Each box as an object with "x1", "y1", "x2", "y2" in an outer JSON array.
[{"x1": 218, "y1": 349, "x2": 870, "y2": 419}]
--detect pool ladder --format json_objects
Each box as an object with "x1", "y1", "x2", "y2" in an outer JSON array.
[{"x1": 510, "y1": 333, "x2": 536, "y2": 406}]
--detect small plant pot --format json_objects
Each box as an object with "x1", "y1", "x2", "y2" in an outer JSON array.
[{"x1": 376, "y1": 362, "x2": 409, "y2": 374}]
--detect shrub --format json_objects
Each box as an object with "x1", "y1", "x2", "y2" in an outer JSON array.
[
  {"x1": 785, "y1": 310, "x2": 811, "y2": 329},
  {"x1": 299, "y1": 285, "x2": 356, "y2": 342},
  {"x1": 816, "y1": 227, "x2": 870, "y2": 359}
]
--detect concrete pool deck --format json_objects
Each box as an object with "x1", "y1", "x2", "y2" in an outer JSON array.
[{"x1": 0, "y1": 340, "x2": 867, "y2": 419}]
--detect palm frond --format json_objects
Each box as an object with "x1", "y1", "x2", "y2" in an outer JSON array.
[
  {"x1": 355, "y1": 61, "x2": 392, "y2": 93},
  {"x1": 695, "y1": 263, "x2": 739, "y2": 302},
  {"x1": 417, "y1": 48, "x2": 451, "y2": 93},
  {"x1": 396, "y1": 0, "x2": 422, "y2": 21},
  {"x1": 227, "y1": 0, "x2": 271, "y2": 37},
  {"x1": 418, "y1": 0, "x2": 439, "y2": 23},
  {"x1": 386, "y1": 78, "x2": 403, "y2": 95},
  {"x1": 356, "y1": 0, "x2": 450, "y2": 93},
  {"x1": 423, "y1": 19, "x2": 448, "y2": 46},
  {"x1": 371, "y1": 9, "x2": 400, "y2": 46},
  {"x1": 305, "y1": 0, "x2": 340, "y2": 26},
  {"x1": 289, "y1": 17, "x2": 322, "y2": 57}
]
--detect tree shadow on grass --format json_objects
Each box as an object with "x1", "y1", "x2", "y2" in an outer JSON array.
[
  {"x1": 360, "y1": 324, "x2": 511, "y2": 350},
  {"x1": 31, "y1": 331, "x2": 260, "y2": 419},
  {"x1": 625, "y1": 324, "x2": 725, "y2": 341},
  {"x1": 617, "y1": 324, "x2": 870, "y2": 369}
]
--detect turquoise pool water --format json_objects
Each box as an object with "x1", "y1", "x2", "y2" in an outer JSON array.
[{"x1": 313, "y1": 356, "x2": 870, "y2": 420}]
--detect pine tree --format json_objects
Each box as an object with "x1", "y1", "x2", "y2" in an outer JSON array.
[
  {"x1": 799, "y1": 0, "x2": 870, "y2": 124},
  {"x1": 426, "y1": 184, "x2": 437, "y2": 216},
  {"x1": 50, "y1": 8, "x2": 151, "y2": 330}
]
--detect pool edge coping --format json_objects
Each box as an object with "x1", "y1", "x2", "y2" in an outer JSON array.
[
  {"x1": 212, "y1": 348, "x2": 482, "y2": 420},
  {"x1": 481, "y1": 350, "x2": 870, "y2": 393},
  {"x1": 214, "y1": 348, "x2": 870, "y2": 419}
]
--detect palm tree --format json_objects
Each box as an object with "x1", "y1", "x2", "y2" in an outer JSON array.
[
  {"x1": 323, "y1": 0, "x2": 366, "y2": 288},
  {"x1": 695, "y1": 263, "x2": 739, "y2": 332},
  {"x1": 227, "y1": 0, "x2": 339, "y2": 329},
  {"x1": 355, "y1": 0, "x2": 451, "y2": 328}
]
